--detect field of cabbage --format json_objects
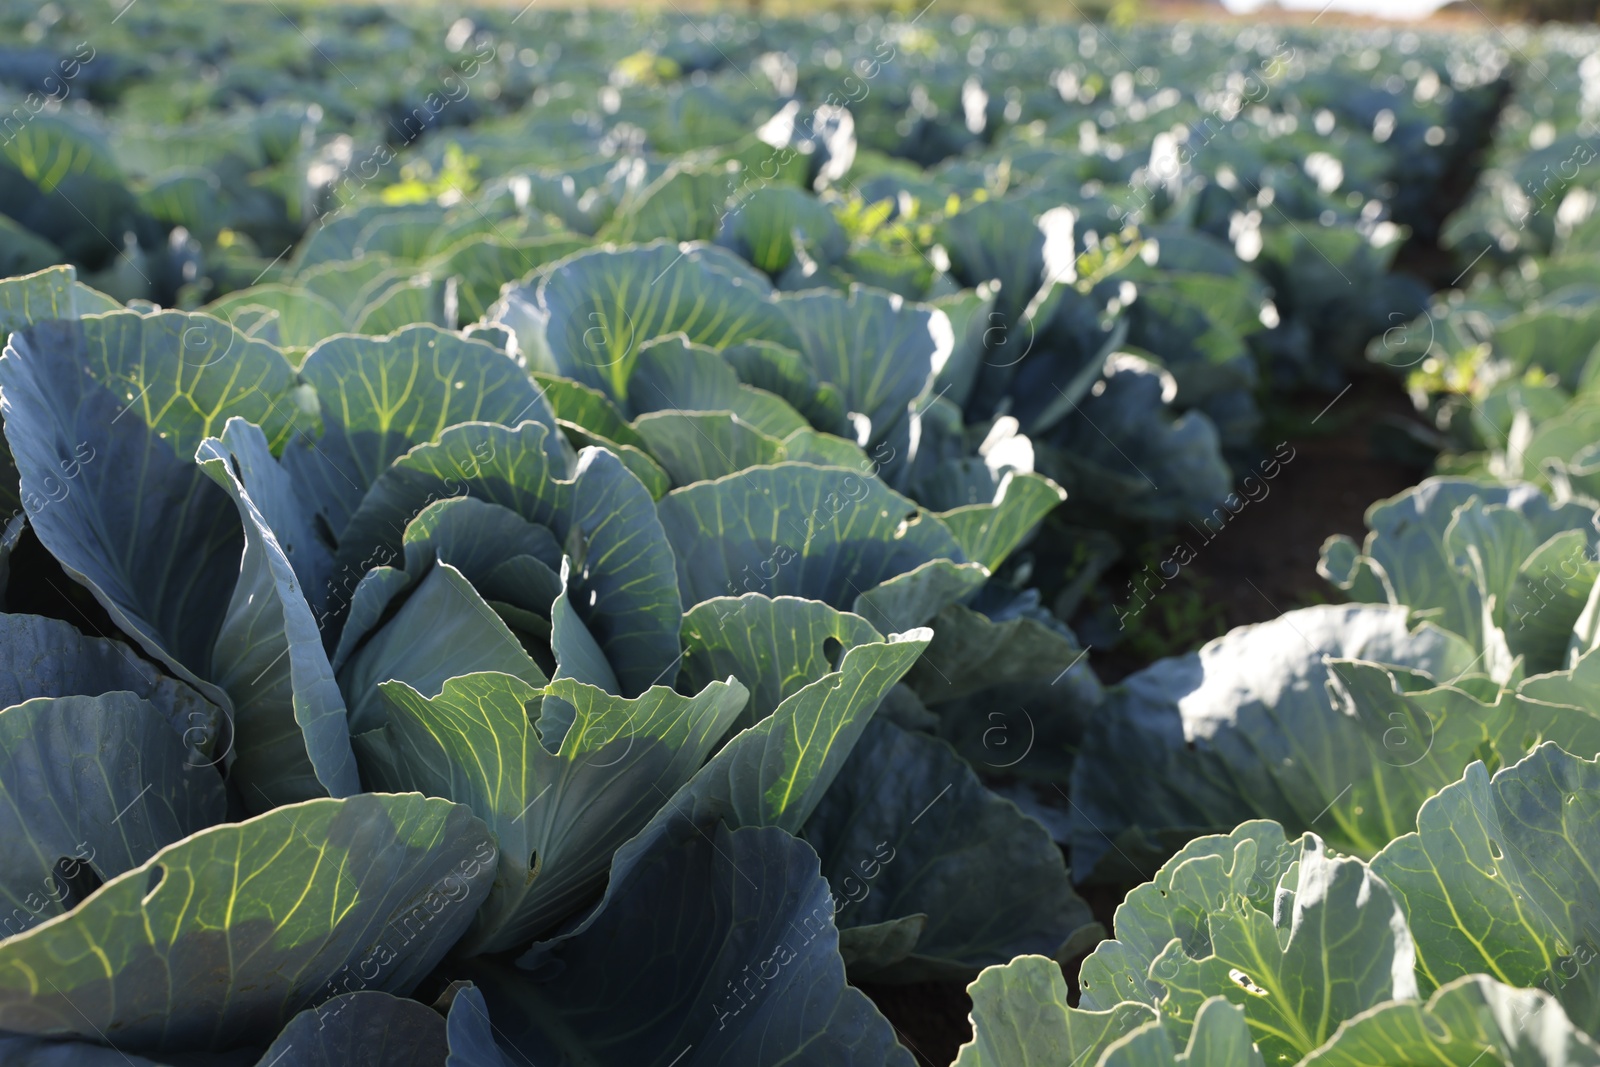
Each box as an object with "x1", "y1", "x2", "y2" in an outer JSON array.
[{"x1": 1, "y1": 0, "x2": 1600, "y2": 1064}]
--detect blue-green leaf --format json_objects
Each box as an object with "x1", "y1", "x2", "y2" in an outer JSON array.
[
  {"x1": 0, "y1": 794, "x2": 496, "y2": 1054},
  {"x1": 198, "y1": 418, "x2": 358, "y2": 807},
  {"x1": 360, "y1": 671, "x2": 746, "y2": 952},
  {"x1": 657, "y1": 463, "x2": 969, "y2": 613},
  {"x1": 1372, "y1": 744, "x2": 1600, "y2": 1037},
  {"x1": 0, "y1": 693, "x2": 224, "y2": 937},
  {"x1": 472, "y1": 825, "x2": 915, "y2": 1067},
  {"x1": 952, "y1": 955, "x2": 1157, "y2": 1067},
  {"x1": 802, "y1": 717, "x2": 1101, "y2": 982},
  {"x1": 0, "y1": 311, "x2": 307, "y2": 706},
  {"x1": 285, "y1": 324, "x2": 566, "y2": 539}
]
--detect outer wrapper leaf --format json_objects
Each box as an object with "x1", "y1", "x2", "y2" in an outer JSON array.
[
  {"x1": 464, "y1": 824, "x2": 915, "y2": 1067},
  {"x1": 0, "y1": 794, "x2": 496, "y2": 1055},
  {"x1": 1099, "y1": 997, "x2": 1265, "y2": 1067},
  {"x1": 1081, "y1": 825, "x2": 1416, "y2": 1065},
  {"x1": 952, "y1": 955, "x2": 1156, "y2": 1067},
  {"x1": 283, "y1": 324, "x2": 566, "y2": 539},
  {"x1": 0, "y1": 612, "x2": 220, "y2": 762},
  {"x1": 198, "y1": 418, "x2": 359, "y2": 807},
  {"x1": 0, "y1": 693, "x2": 225, "y2": 937},
  {"x1": 657, "y1": 463, "x2": 971, "y2": 619},
  {"x1": 253, "y1": 991, "x2": 449, "y2": 1067},
  {"x1": 1069, "y1": 605, "x2": 1482, "y2": 875},
  {"x1": 0, "y1": 311, "x2": 307, "y2": 708},
  {"x1": 1303, "y1": 975, "x2": 1600, "y2": 1067},
  {"x1": 359, "y1": 671, "x2": 747, "y2": 952},
  {"x1": 802, "y1": 717, "x2": 1100, "y2": 982},
  {"x1": 519, "y1": 606, "x2": 930, "y2": 967},
  {"x1": 1372, "y1": 744, "x2": 1600, "y2": 1038}
]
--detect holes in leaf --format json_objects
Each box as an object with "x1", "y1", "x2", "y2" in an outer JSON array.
[
  {"x1": 823, "y1": 637, "x2": 843, "y2": 670},
  {"x1": 1489, "y1": 839, "x2": 1504, "y2": 861},
  {"x1": 143, "y1": 864, "x2": 166, "y2": 906},
  {"x1": 1228, "y1": 968, "x2": 1269, "y2": 996},
  {"x1": 50, "y1": 856, "x2": 103, "y2": 910}
]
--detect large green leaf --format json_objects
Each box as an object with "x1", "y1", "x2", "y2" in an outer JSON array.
[
  {"x1": 0, "y1": 266, "x2": 82, "y2": 507},
  {"x1": 599, "y1": 164, "x2": 732, "y2": 244},
  {"x1": 291, "y1": 257, "x2": 400, "y2": 320},
  {"x1": 633, "y1": 411, "x2": 783, "y2": 486},
  {"x1": 952, "y1": 955, "x2": 1157, "y2": 1067},
  {"x1": 532, "y1": 372, "x2": 647, "y2": 450},
  {"x1": 626, "y1": 335, "x2": 810, "y2": 433},
  {"x1": 656, "y1": 463, "x2": 970, "y2": 614},
  {"x1": 1099, "y1": 997, "x2": 1266, "y2": 1067},
  {"x1": 1372, "y1": 744, "x2": 1600, "y2": 1038},
  {"x1": 443, "y1": 984, "x2": 509, "y2": 1067},
  {"x1": 1078, "y1": 821, "x2": 1299, "y2": 1010},
  {"x1": 294, "y1": 204, "x2": 412, "y2": 270},
  {"x1": 253, "y1": 991, "x2": 448, "y2": 1067},
  {"x1": 198, "y1": 418, "x2": 359, "y2": 807},
  {"x1": 1521, "y1": 645, "x2": 1600, "y2": 714},
  {"x1": 718, "y1": 185, "x2": 847, "y2": 275},
  {"x1": 850, "y1": 558, "x2": 991, "y2": 636},
  {"x1": 0, "y1": 794, "x2": 496, "y2": 1054},
  {"x1": 936, "y1": 200, "x2": 1047, "y2": 328},
  {"x1": 1496, "y1": 303, "x2": 1600, "y2": 381},
  {"x1": 1302, "y1": 975, "x2": 1600, "y2": 1066},
  {"x1": 1069, "y1": 605, "x2": 1483, "y2": 875},
  {"x1": 904, "y1": 603, "x2": 1100, "y2": 780},
  {"x1": 338, "y1": 562, "x2": 546, "y2": 733},
  {"x1": 353, "y1": 276, "x2": 451, "y2": 338},
  {"x1": 518, "y1": 603, "x2": 930, "y2": 969},
  {"x1": 1082, "y1": 827, "x2": 1417, "y2": 1065},
  {"x1": 430, "y1": 232, "x2": 590, "y2": 325},
  {"x1": 678, "y1": 594, "x2": 884, "y2": 726},
  {"x1": 0, "y1": 266, "x2": 77, "y2": 338},
  {"x1": 776, "y1": 285, "x2": 951, "y2": 446},
  {"x1": 1506, "y1": 528, "x2": 1600, "y2": 673},
  {"x1": 470, "y1": 824, "x2": 915, "y2": 1067},
  {"x1": 801, "y1": 717, "x2": 1100, "y2": 982},
  {"x1": 205, "y1": 285, "x2": 348, "y2": 349},
  {"x1": 335, "y1": 422, "x2": 682, "y2": 696},
  {"x1": 354, "y1": 212, "x2": 445, "y2": 263},
  {"x1": 494, "y1": 241, "x2": 799, "y2": 407},
  {"x1": 1319, "y1": 478, "x2": 1598, "y2": 658},
  {"x1": 284, "y1": 324, "x2": 566, "y2": 539},
  {"x1": 935, "y1": 470, "x2": 1065, "y2": 572},
  {"x1": 0, "y1": 311, "x2": 308, "y2": 705},
  {"x1": 668, "y1": 605, "x2": 932, "y2": 835},
  {"x1": 358, "y1": 671, "x2": 746, "y2": 952},
  {"x1": 0, "y1": 693, "x2": 224, "y2": 937},
  {"x1": 1322, "y1": 661, "x2": 1600, "y2": 847},
  {"x1": 721, "y1": 339, "x2": 851, "y2": 437},
  {"x1": 0, "y1": 612, "x2": 219, "y2": 761}
]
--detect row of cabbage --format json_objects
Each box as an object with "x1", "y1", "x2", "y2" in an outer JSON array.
[
  {"x1": 5, "y1": 250, "x2": 1599, "y2": 1067},
  {"x1": 0, "y1": 5, "x2": 1590, "y2": 1066},
  {"x1": 0, "y1": 259, "x2": 1112, "y2": 1064},
  {"x1": 944, "y1": 23, "x2": 1600, "y2": 1066},
  {"x1": 1, "y1": 0, "x2": 1511, "y2": 553}
]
